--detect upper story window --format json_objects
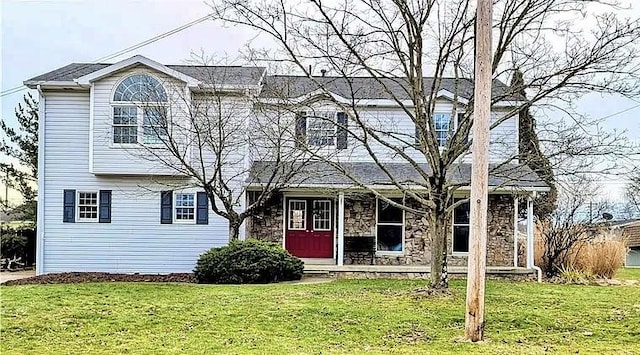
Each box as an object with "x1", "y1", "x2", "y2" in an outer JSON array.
[
  {"x1": 113, "y1": 74, "x2": 167, "y2": 102},
  {"x1": 433, "y1": 113, "x2": 451, "y2": 147},
  {"x1": 112, "y1": 74, "x2": 168, "y2": 145},
  {"x1": 415, "y1": 113, "x2": 462, "y2": 148},
  {"x1": 295, "y1": 111, "x2": 348, "y2": 150},
  {"x1": 307, "y1": 111, "x2": 337, "y2": 147}
]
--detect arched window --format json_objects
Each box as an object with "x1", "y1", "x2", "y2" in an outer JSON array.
[
  {"x1": 111, "y1": 74, "x2": 168, "y2": 145},
  {"x1": 113, "y1": 74, "x2": 167, "y2": 102}
]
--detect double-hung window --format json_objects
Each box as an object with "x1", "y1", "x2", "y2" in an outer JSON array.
[
  {"x1": 415, "y1": 113, "x2": 453, "y2": 147},
  {"x1": 434, "y1": 113, "x2": 451, "y2": 147},
  {"x1": 307, "y1": 111, "x2": 337, "y2": 147},
  {"x1": 112, "y1": 74, "x2": 168, "y2": 145},
  {"x1": 376, "y1": 198, "x2": 404, "y2": 253},
  {"x1": 77, "y1": 192, "x2": 99, "y2": 222},
  {"x1": 143, "y1": 107, "x2": 168, "y2": 144},
  {"x1": 174, "y1": 193, "x2": 195, "y2": 223},
  {"x1": 113, "y1": 106, "x2": 138, "y2": 144},
  {"x1": 452, "y1": 198, "x2": 470, "y2": 253}
]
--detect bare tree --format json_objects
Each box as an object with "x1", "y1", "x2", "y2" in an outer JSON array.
[
  {"x1": 125, "y1": 59, "x2": 318, "y2": 241},
  {"x1": 537, "y1": 176, "x2": 613, "y2": 277},
  {"x1": 625, "y1": 171, "x2": 640, "y2": 215},
  {"x1": 208, "y1": 0, "x2": 640, "y2": 288}
]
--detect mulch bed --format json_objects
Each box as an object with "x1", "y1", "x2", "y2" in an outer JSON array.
[{"x1": 2, "y1": 272, "x2": 196, "y2": 286}]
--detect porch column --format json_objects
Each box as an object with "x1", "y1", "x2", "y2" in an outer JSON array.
[
  {"x1": 337, "y1": 192, "x2": 345, "y2": 266},
  {"x1": 513, "y1": 196, "x2": 519, "y2": 267},
  {"x1": 526, "y1": 195, "x2": 534, "y2": 268}
]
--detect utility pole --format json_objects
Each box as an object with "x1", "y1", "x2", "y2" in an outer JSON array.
[{"x1": 465, "y1": 0, "x2": 493, "y2": 342}]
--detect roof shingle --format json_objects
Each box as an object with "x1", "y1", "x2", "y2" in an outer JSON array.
[
  {"x1": 25, "y1": 63, "x2": 266, "y2": 86},
  {"x1": 247, "y1": 161, "x2": 548, "y2": 189}
]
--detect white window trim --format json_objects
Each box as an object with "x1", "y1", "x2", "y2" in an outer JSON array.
[
  {"x1": 375, "y1": 198, "x2": 405, "y2": 255},
  {"x1": 306, "y1": 110, "x2": 338, "y2": 148},
  {"x1": 312, "y1": 200, "x2": 332, "y2": 231},
  {"x1": 173, "y1": 192, "x2": 196, "y2": 225},
  {"x1": 288, "y1": 199, "x2": 307, "y2": 231},
  {"x1": 451, "y1": 198, "x2": 470, "y2": 255},
  {"x1": 76, "y1": 191, "x2": 99, "y2": 223}
]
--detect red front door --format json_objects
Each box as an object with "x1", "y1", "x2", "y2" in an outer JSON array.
[{"x1": 285, "y1": 198, "x2": 334, "y2": 258}]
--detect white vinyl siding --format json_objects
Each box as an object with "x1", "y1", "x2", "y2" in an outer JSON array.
[
  {"x1": 41, "y1": 90, "x2": 230, "y2": 274},
  {"x1": 91, "y1": 67, "x2": 188, "y2": 175},
  {"x1": 256, "y1": 100, "x2": 517, "y2": 164}
]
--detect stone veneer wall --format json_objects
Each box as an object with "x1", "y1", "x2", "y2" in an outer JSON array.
[
  {"x1": 248, "y1": 191, "x2": 516, "y2": 268},
  {"x1": 247, "y1": 193, "x2": 285, "y2": 243},
  {"x1": 344, "y1": 194, "x2": 515, "y2": 267}
]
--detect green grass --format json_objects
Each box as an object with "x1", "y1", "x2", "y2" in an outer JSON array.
[
  {"x1": 2, "y1": 276, "x2": 640, "y2": 354},
  {"x1": 616, "y1": 267, "x2": 640, "y2": 281}
]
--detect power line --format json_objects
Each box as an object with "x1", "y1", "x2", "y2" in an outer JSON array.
[
  {"x1": 0, "y1": 14, "x2": 213, "y2": 98},
  {"x1": 597, "y1": 103, "x2": 640, "y2": 120}
]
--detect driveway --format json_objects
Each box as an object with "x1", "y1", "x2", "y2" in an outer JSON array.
[{"x1": 1, "y1": 270, "x2": 35, "y2": 284}]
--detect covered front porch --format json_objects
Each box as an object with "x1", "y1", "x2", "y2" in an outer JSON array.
[{"x1": 248, "y1": 188, "x2": 541, "y2": 272}]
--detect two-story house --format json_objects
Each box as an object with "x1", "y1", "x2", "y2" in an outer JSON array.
[{"x1": 25, "y1": 55, "x2": 548, "y2": 276}]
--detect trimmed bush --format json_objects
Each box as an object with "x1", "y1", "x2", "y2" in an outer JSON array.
[{"x1": 194, "y1": 239, "x2": 304, "y2": 284}]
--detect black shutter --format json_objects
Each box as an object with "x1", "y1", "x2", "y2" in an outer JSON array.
[
  {"x1": 99, "y1": 190, "x2": 112, "y2": 223},
  {"x1": 457, "y1": 112, "x2": 468, "y2": 144},
  {"x1": 63, "y1": 189, "x2": 76, "y2": 223},
  {"x1": 336, "y1": 112, "x2": 348, "y2": 150},
  {"x1": 196, "y1": 192, "x2": 209, "y2": 225},
  {"x1": 160, "y1": 191, "x2": 173, "y2": 224},
  {"x1": 295, "y1": 111, "x2": 307, "y2": 148}
]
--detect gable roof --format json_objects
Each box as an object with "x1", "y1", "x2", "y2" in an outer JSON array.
[
  {"x1": 258, "y1": 76, "x2": 524, "y2": 102},
  {"x1": 24, "y1": 56, "x2": 266, "y2": 88}
]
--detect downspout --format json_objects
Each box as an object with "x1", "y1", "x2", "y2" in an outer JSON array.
[
  {"x1": 513, "y1": 196, "x2": 518, "y2": 267},
  {"x1": 35, "y1": 85, "x2": 46, "y2": 275},
  {"x1": 526, "y1": 193, "x2": 542, "y2": 282}
]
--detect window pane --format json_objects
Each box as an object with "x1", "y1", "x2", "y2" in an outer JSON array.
[
  {"x1": 143, "y1": 107, "x2": 168, "y2": 144},
  {"x1": 313, "y1": 200, "x2": 331, "y2": 230},
  {"x1": 377, "y1": 225, "x2": 403, "y2": 251},
  {"x1": 454, "y1": 200, "x2": 470, "y2": 224},
  {"x1": 307, "y1": 112, "x2": 336, "y2": 147},
  {"x1": 113, "y1": 106, "x2": 138, "y2": 144},
  {"x1": 113, "y1": 106, "x2": 137, "y2": 124},
  {"x1": 288, "y1": 201, "x2": 306, "y2": 230},
  {"x1": 434, "y1": 114, "x2": 450, "y2": 130},
  {"x1": 113, "y1": 74, "x2": 167, "y2": 102},
  {"x1": 78, "y1": 192, "x2": 98, "y2": 220},
  {"x1": 176, "y1": 193, "x2": 194, "y2": 207},
  {"x1": 377, "y1": 199, "x2": 403, "y2": 223},
  {"x1": 434, "y1": 113, "x2": 451, "y2": 147},
  {"x1": 453, "y1": 226, "x2": 469, "y2": 252}
]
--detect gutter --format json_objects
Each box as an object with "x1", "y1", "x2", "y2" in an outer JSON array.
[{"x1": 526, "y1": 192, "x2": 542, "y2": 282}]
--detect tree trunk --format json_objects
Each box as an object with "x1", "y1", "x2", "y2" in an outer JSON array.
[
  {"x1": 228, "y1": 219, "x2": 241, "y2": 242},
  {"x1": 429, "y1": 194, "x2": 449, "y2": 289}
]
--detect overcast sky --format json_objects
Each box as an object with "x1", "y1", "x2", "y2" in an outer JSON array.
[{"x1": 1, "y1": 0, "x2": 639, "y2": 201}]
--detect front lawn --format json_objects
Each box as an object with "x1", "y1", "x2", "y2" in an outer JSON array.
[{"x1": 2, "y1": 276, "x2": 639, "y2": 354}]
